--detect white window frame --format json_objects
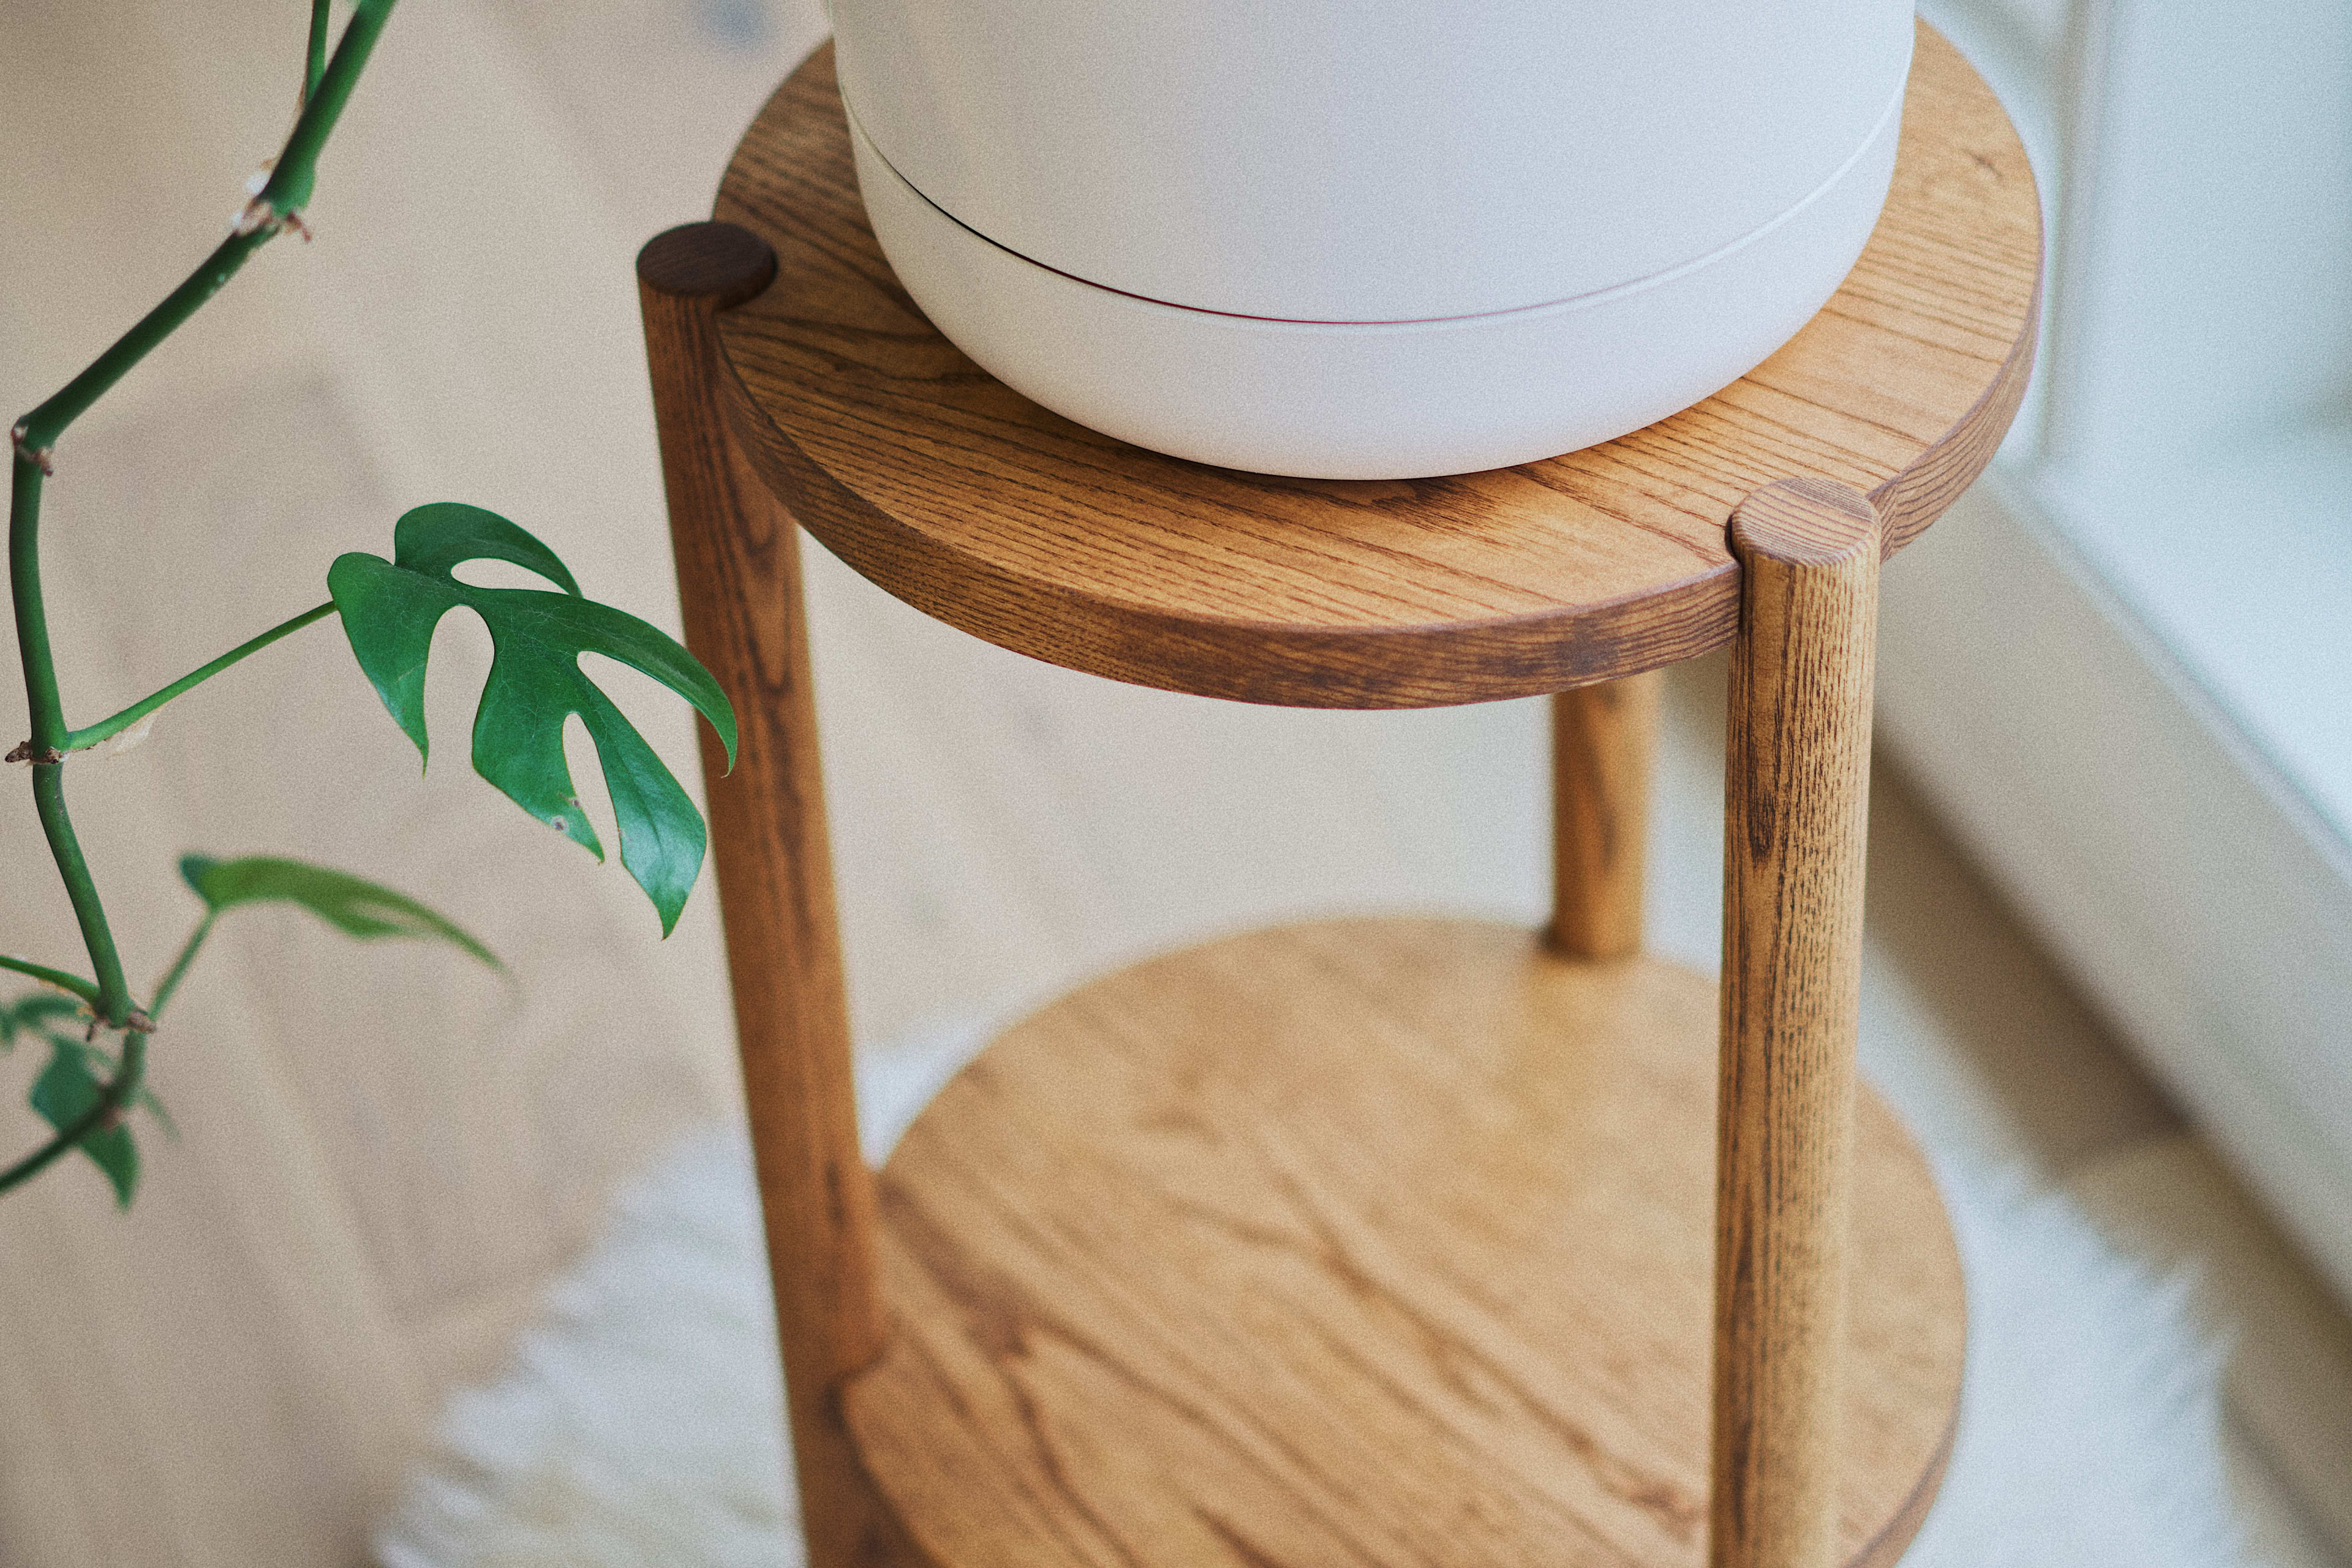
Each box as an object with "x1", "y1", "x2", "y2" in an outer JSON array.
[{"x1": 1898, "y1": 0, "x2": 2352, "y2": 1299}]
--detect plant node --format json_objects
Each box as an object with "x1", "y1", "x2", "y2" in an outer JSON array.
[
  {"x1": 11, "y1": 421, "x2": 55, "y2": 477},
  {"x1": 4, "y1": 741, "x2": 62, "y2": 766},
  {"x1": 233, "y1": 196, "x2": 314, "y2": 243}
]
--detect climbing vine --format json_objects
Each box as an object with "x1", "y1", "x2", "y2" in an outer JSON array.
[{"x1": 3, "y1": 0, "x2": 733, "y2": 1204}]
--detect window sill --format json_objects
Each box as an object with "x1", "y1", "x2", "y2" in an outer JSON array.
[{"x1": 1877, "y1": 459, "x2": 2352, "y2": 1306}]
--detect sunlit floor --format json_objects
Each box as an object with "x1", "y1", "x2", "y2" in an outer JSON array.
[{"x1": 0, "y1": 2, "x2": 2345, "y2": 1565}]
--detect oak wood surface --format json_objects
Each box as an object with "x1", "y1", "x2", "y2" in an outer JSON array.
[
  {"x1": 709, "y1": 23, "x2": 2040, "y2": 708},
  {"x1": 640, "y1": 225, "x2": 916, "y2": 1568},
  {"x1": 1713, "y1": 481, "x2": 1886, "y2": 1568},
  {"x1": 1549, "y1": 675, "x2": 1661, "y2": 959},
  {"x1": 846, "y1": 919, "x2": 1962, "y2": 1568}
]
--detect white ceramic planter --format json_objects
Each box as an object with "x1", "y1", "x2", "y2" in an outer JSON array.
[{"x1": 832, "y1": 0, "x2": 1915, "y2": 478}]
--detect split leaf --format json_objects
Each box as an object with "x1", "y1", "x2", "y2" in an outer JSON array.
[
  {"x1": 179, "y1": 854, "x2": 499, "y2": 968},
  {"x1": 328, "y1": 503, "x2": 736, "y2": 934}
]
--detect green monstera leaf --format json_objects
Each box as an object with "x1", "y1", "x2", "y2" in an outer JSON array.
[
  {"x1": 328, "y1": 503, "x2": 737, "y2": 935},
  {"x1": 179, "y1": 854, "x2": 499, "y2": 968}
]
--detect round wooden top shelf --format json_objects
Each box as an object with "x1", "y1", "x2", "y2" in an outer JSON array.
[
  {"x1": 710, "y1": 24, "x2": 2040, "y2": 708},
  {"x1": 848, "y1": 921, "x2": 1963, "y2": 1568}
]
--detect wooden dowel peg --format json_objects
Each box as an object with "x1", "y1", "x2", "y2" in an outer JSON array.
[
  {"x1": 1713, "y1": 478, "x2": 1882, "y2": 1568},
  {"x1": 639, "y1": 221, "x2": 907, "y2": 1568},
  {"x1": 1547, "y1": 673, "x2": 1660, "y2": 959}
]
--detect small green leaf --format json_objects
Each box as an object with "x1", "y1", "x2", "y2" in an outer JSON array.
[
  {"x1": 1, "y1": 993, "x2": 87, "y2": 1052},
  {"x1": 179, "y1": 854, "x2": 499, "y2": 969},
  {"x1": 29, "y1": 1041, "x2": 139, "y2": 1208},
  {"x1": 328, "y1": 503, "x2": 737, "y2": 935},
  {"x1": 137, "y1": 1086, "x2": 178, "y2": 1140}
]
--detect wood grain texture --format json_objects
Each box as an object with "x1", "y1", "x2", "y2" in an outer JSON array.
[
  {"x1": 640, "y1": 225, "x2": 918, "y2": 1568},
  {"x1": 707, "y1": 23, "x2": 2040, "y2": 709},
  {"x1": 1714, "y1": 481, "x2": 1885, "y2": 1568},
  {"x1": 1550, "y1": 674, "x2": 1661, "y2": 959},
  {"x1": 845, "y1": 919, "x2": 1962, "y2": 1568}
]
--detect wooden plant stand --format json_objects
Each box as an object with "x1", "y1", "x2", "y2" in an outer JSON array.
[{"x1": 638, "y1": 24, "x2": 2041, "y2": 1568}]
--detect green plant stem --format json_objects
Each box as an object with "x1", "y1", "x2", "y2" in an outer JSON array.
[
  {"x1": 4, "y1": 463, "x2": 141, "y2": 1193},
  {"x1": 13, "y1": 0, "x2": 395, "y2": 456},
  {"x1": 306, "y1": 0, "x2": 333, "y2": 105},
  {"x1": 0, "y1": 956, "x2": 100, "y2": 1008},
  {"x1": 30, "y1": 766, "x2": 131, "y2": 1024},
  {"x1": 2, "y1": 0, "x2": 398, "y2": 1197},
  {"x1": 66, "y1": 601, "x2": 336, "y2": 752},
  {"x1": 12, "y1": 454, "x2": 131, "y2": 1025},
  {"x1": 0, "y1": 767, "x2": 144, "y2": 1197},
  {"x1": 10, "y1": 456, "x2": 65, "y2": 751},
  {"x1": 259, "y1": 0, "x2": 395, "y2": 218},
  {"x1": 149, "y1": 914, "x2": 217, "y2": 1024},
  {"x1": 13, "y1": 231, "x2": 280, "y2": 462}
]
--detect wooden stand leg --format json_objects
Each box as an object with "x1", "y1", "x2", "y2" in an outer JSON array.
[
  {"x1": 639, "y1": 223, "x2": 907, "y2": 1568},
  {"x1": 1713, "y1": 479, "x2": 1882, "y2": 1568},
  {"x1": 1547, "y1": 673, "x2": 1660, "y2": 959}
]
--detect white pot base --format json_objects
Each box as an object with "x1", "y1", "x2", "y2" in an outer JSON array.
[{"x1": 848, "y1": 96, "x2": 1904, "y2": 481}]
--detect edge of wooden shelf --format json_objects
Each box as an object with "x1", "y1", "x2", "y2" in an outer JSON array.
[
  {"x1": 845, "y1": 920, "x2": 1964, "y2": 1568},
  {"x1": 711, "y1": 24, "x2": 2040, "y2": 708}
]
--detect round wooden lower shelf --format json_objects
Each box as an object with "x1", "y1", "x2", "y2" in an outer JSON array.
[{"x1": 848, "y1": 919, "x2": 1962, "y2": 1568}]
